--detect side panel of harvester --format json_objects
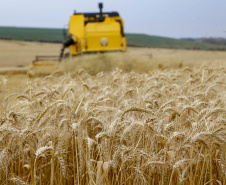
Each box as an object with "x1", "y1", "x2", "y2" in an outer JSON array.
[
  {"x1": 85, "y1": 17, "x2": 126, "y2": 52},
  {"x1": 68, "y1": 15, "x2": 85, "y2": 55}
]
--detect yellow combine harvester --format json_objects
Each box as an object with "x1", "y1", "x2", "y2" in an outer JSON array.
[{"x1": 28, "y1": 3, "x2": 127, "y2": 76}]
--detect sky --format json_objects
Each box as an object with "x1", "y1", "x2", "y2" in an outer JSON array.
[{"x1": 0, "y1": 0, "x2": 226, "y2": 39}]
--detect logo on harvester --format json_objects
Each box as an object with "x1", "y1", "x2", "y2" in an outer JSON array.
[{"x1": 100, "y1": 37, "x2": 108, "y2": 46}]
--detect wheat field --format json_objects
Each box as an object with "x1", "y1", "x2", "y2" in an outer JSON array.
[
  {"x1": 0, "y1": 41, "x2": 226, "y2": 184},
  {"x1": 0, "y1": 66, "x2": 226, "y2": 184}
]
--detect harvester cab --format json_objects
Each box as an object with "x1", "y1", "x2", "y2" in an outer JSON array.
[{"x1": 28, "y1": 3, "x2": 127, "y2": 77}]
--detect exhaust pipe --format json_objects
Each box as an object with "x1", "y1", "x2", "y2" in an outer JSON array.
[{"x1": 99, "y1": 3, "x2": 104, "y2": 21}]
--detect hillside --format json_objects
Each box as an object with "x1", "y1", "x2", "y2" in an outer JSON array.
[
  {"x1": 1, "y1": 26, "x2": 226, "y2": 50},
  {"x1": 126, "y1": 34, "x2": 226, "y2": 50},
  {"x1": 0, "y1": 27, "x2": 64, "y2": 43},
  {"x1": 182, "y1": 37, "x2": 226, "y2": 46}
]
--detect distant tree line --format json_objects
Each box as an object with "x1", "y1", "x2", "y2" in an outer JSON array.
[
  {"x1": 0, "y1": 36, "x2": 63, "y2": 43},
  {"x1": 182, "y1": 38, "x2": 226, "y2": 46},
  {"x1": 0, "y1": 36, "x2": 12, "y2": 40}
]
